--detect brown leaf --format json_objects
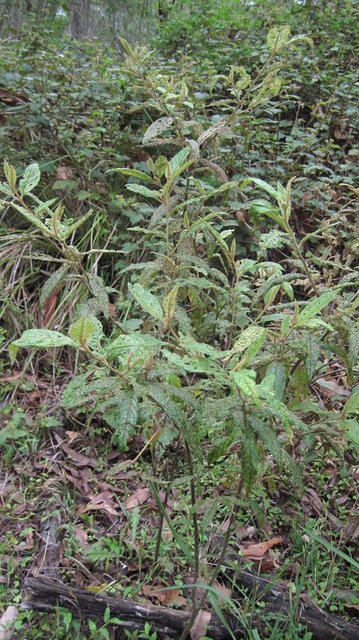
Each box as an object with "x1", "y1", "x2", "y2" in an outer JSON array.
[
  {"x1": 253, "y1": 557, "x2": 277, "y2": 573},
  {"x1": 342, "y1": 516, "x2": 359, "y2": 541},
  {"x1": 126, "y1": 487, "x2": 150, "y2": 510},
  {"x1": 60, "y1": 442, "x2": 96, "y2": 468},
  {"x1": 190, "y1": 610, "x2": 212, "y2": 640},
  {"x1": 65, "y1": 431, "x2": 81, "y2": 444},
  {"x1": 301, "y1": 489, "x2": 323, "y2": 516},
  {"x1": 43, "y1": 289, "x2": 58, "y2": 326},
  {"x1": 162, "y1": 521, "x2": 173, "y2": 542},
  {"x1": 75, "y1": 526, "x2": 89, "y2": 551},
  {"x1": 237, "y1": 525, "x2": 256, "y2": 540},
  {"x1": 79, "y1": 499, "x2": 118, "y2": 517},
  {"x1": 79, "y1": 468, "x2": 89, "y2": 495},
  {"x1": 242, "y1": 536, "x2": 283, "y2": 559},
  {"x1": 142, "y1": 585, "x2": 185, "y2": 607},
  {"x1": 55, "y1": 165, "x2": 73, "y2": 180},
  {"x1": 316, "y1": 378, "x2": 350, "y2": 398},
  {"x1": 212, "y1": 581, "x2": 232, "y2": 601},
  {"x1": 0, "y1": 88, "x2": 28, "y2": 104},
  {"x1": 0, "y1": 372, "x2": 24, "y2": 384},
  {"x1": 108, "y1": 303, "x2": 117, "y2": 318}
]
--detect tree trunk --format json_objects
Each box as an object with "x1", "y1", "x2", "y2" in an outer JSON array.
[{"x1": 71, "y1": 0, "x2": 90, "y2": 39}]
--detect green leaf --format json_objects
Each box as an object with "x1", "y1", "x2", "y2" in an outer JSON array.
[
  {"x1": 280, "y1": 314, "x2": 291, "y2": 336},
  {"x1": 87, "y1": 273, "x2": 109, "y2": 319},
  {"x1": 126, "y1": 183, "x2": 162, "y2": 201},
  {"x1": 106, "y1": 332, "x2": 161, "y2": 361},
  {"x1": 107, "y1": 167, "x2": 153, "y2": 183},
  {"x1": 250, "y1": 199, "x2": 286, "y2": 229},
  {"x1": 88, "y1": 620, "x2": 97, "y2": 635},
  {"x1": 249, "y1": 177, "x2": 279, "y2": 200},
  {"x1": 40, "y1": 265, "x2": 69, "y2": 309},
  {"x1": 231, "y1": 326, "x2": 266, "y2": 356},
  {"x1": 261, "y1": 392, "x2": 295, "y2": 439},
  {"x1": 163, "y1": 349, "x2": 222, "y2": 376},
  {"x1": 147, "y1": 383, "x2": 186, "y2": 430},
  {"x1": 86, "y1": 316, "x2": 104, "y2": 353},
  {"x1": 236, "y1": 66, "x2": 251, "y2": 90},
  {"x1": 240, "y1": 424, "x2": 258, "y2": 491},
  {"x1": 0, "y1": 181, "x2": 12, "y2": 195},
  {"x1": 103, "y1": 394, "x2": 138, "y2": 451},
  {"x1": 264, "y1": 284, "x2": 280, "y2": 306},
  {"x1": 298, "y1": 290, "x2": 336, "y2": 326},
  {"x1": 346, "y1": 419, "x2": 359, "y2": 446},
  {"x1": 342, "y1": 388, "x2": 359, "y2": 418},
  {"x1": 7, "y1": 200, "x2": 53, "y2": 236},
  {"x1": 231, "y1": 369, "x2": 261, "y2": 407},
  {"x1": 4, "y1": 160, "x2": 16, "y2": 191},
  {"x1": 8, "y1": 343, "x2": 19, "y2": 365},
  {"x1": 69, "y1": 317, "x2": 96, "y2": 346},
  {"x1": 162, "y1": 283, "x2": 179, "y2": 330},
  {"x1": 61, "y1": 375, "x2": 120, "y2": 409},
  {"x1": 267, "y1": 25, "x2": 291, "y2": 53},
  {"x1": 13, "y1": 329, "x2": 76, "y2": 349},
  {"x1": 265, "y1": 362, "x2": 287, "y2": 401},
  {"x1": 128, "y1": 282, "x2": 164, "y2": 322},
  {"x1": 64, "y1": 209, "x2": 94, "y2": 239},
  {"x1": 0, "y1": 417, "x2": 28, "y2": 447},
  {"x1": 168, "y1": 147, "x2": 190, "y2": 176},
  {"x1": 142, "y1": 116, "x2": 173, "y2": 144},
  {"x1": 52, "y1": 179, "x2": 77, "y2": 191},
  {"x1": 19, "y1": 163, "x2": 40, "y2": 195}
]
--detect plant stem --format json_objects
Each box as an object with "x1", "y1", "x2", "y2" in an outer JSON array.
[
  {"x1": 287, "y1": 226, "x2": 319, "y2": 296},
  {"x1": 184, "y1": 440, "x2": 200, "y2": 608},
  {"x1": 179, "y1": 476, "x2": 243, "y2": 640}
]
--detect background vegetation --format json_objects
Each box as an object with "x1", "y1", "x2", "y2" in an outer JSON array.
[{"x1": 1, "y1": 1, "x2": 359, "y2": 638}]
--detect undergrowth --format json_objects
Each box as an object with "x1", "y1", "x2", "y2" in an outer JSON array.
[{"x1": 1, "y1": 2, "x2": 359, "y2": 639}]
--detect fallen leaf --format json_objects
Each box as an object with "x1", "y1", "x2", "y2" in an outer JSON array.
[
  {"x1": 212, "y1": 581, "x2": 232, "y2": 601},
  {"x1": 162, "y1": 521, "x2": 173, "y2": 542},
  {"x1": 301, "y1": 489, "x2": 323, "y2": 516},
  {"x1": 342, "y1": 516, "x2": 359, "y2": 541},
  {"x1": 60, "y1": 442, "x2": 96, "y2": 468},
  {"x1": 252, "y1": 557, "x2": 278, "y2": 573},
  {"x1": 0, "y1": 88, "x2": 28, "y2": 104},
  {"x1": 0, "y1": 372, "x2": 24, "y2": 384},
  {"x1": 79, "y1": 500, "x2": 118, "y2": 516},
  {"x1": 190, "y1": 610, "x2": 211, "y2": 640},
  {"x1": 55, "y1": 166, "x2": 73, "y2": 180},
  {"x1": 242, "y1": 536, "x2": 283, "y2": 559},
  {"x1": 316, "y1": 378, "x2": 350, "y2": 398},
  {"x1": 126, "y1": 487, "x2": 150, "y2": 510},
  {"x1": 237, "y1": 525, "x2": 256, "y2": 540},
  {"x1": 142, "y1": 585, "x2": 185, "y2": 607},
  {"x1": 78, "y1": 490, "x2": 119, "y2": 517},
  {"x1": 65, "y1": 431, "x2": 80, "y2": 444},
  {"x1": 75, "y1": 526, "x2": 89, "y2": 551}
]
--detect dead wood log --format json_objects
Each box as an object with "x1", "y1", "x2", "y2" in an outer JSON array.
[
  {"x1": 230, "y1": 563, "x2": 359, "y2": 640},
  {"x1": 22, "y1": 577, "x2": 237, "y2": 639},
  {"x1": 22, "y1": 575, "x2": 359, "y2": 640}
]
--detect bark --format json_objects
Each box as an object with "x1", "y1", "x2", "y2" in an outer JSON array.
[
  {"x1": 71, "y1": 0, "x2": 90, "y2": 39},
  {"x1": 22, "y1": 577, "x2": 236, "y2": 639},
  {"x1": 22, "y1": 574, "x2": 359, "y2": 640}
]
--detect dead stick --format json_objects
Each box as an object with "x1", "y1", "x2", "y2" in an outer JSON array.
[{"x1": 22, "y1": 575, "x2": 359, "y2": 640}]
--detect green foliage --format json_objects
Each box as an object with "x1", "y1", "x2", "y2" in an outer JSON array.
[{"x1": 2, "y1": 4, "x2": 359, "y2": 637}]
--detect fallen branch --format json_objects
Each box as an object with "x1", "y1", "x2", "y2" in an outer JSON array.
[
  {"x1": 22, "y1": 574, "x2": 359, "y2": 640},
  {"x1": 22, "y1": 577, "x2": 237, "y2": 639},
  {"x1": 231, "y1": 562, "x2": 359, "y2": 640}
]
